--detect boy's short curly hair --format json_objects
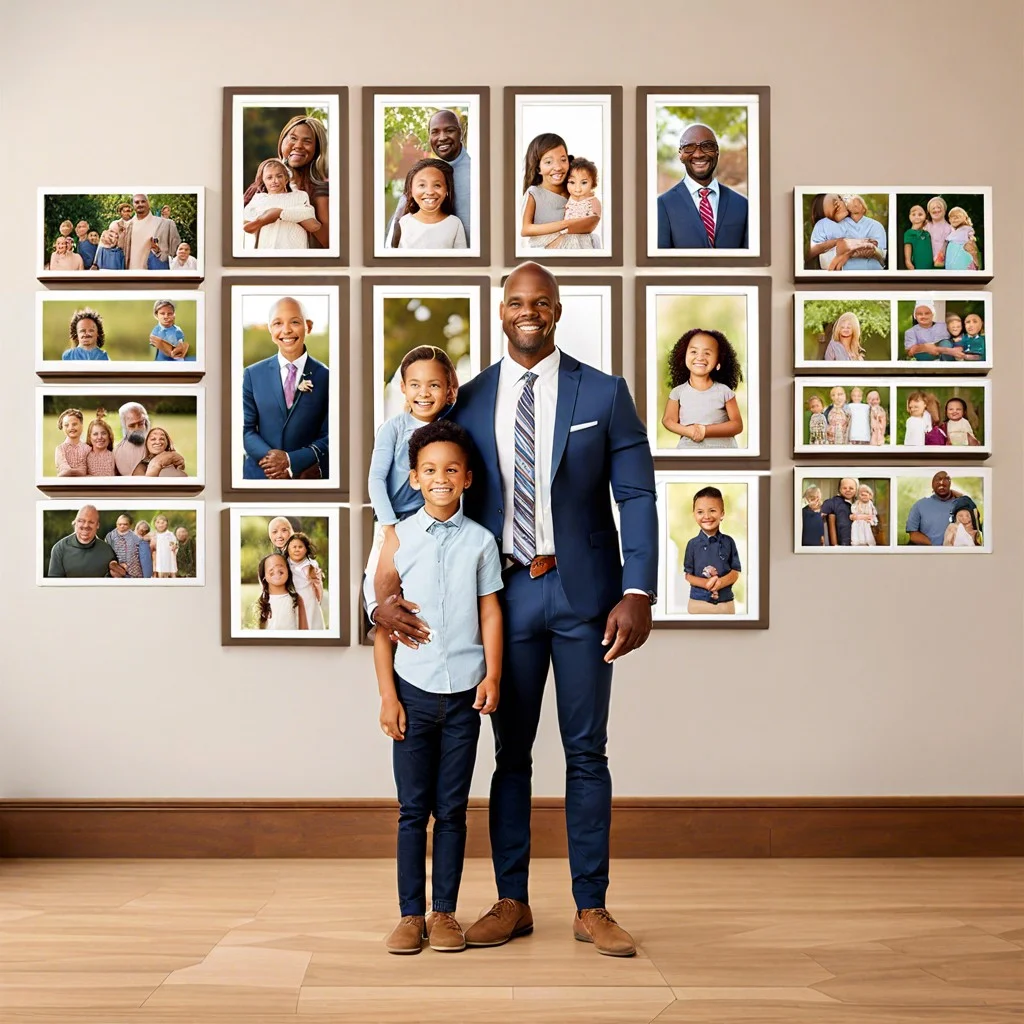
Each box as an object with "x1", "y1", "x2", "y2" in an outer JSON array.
[
  {"x1": 408, "y1": 419, "x2": 474, "y2": 469},
  {"x1": 692, "y1": 486, "x2": 725, "y2": 508}
]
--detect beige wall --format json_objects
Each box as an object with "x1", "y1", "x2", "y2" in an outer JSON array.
[{"x1": 3, "y1": 0, "x2": 1021, "y2": 797}]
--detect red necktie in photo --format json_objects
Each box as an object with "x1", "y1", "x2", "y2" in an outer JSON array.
[{"x1": 698, "y1": 188, "x2": 715, "y2": 246}]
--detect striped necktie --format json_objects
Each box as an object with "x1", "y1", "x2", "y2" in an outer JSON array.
[
  {"x1": 512, "y1": 371, "x2": 538, "y2": 565},
  {"x1": 698, "y1": 187, "x2": 715, "y2": 246}
]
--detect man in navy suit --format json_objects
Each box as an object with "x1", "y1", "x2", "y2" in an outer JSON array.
[
  {"x1": 373, "y1": 262, "x2": 658, "y2": 956},
  {"x1": 656, "y1": 124, "x2": 749, "y2": 250},
  {"x1": 242, "y1": 297, "x2": 329, "y2": 479}
]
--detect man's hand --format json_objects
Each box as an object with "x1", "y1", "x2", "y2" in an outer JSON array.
[
  {"x1": 108, "y1": 561, "x2": 128, "y2": 579},
  {"x1": 379, "y1": 696, "x2": 406, "y2": 741},
  {"x1": 601, "y1": 594, "x2": 652, "y2": 663},
  {"x1": 259, "y1": 449, "x2": 291, "y2": 479},
  {"x1": 373, "y1": 593, "x2": 431, "y2": 650},
  {"x1": 473, "y1": 677, "x2": 500, "y2": 715}
]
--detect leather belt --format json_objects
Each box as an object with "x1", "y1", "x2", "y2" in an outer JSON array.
[{"x1": 504, "y1": 554, "x2": 557, "y2": 579}]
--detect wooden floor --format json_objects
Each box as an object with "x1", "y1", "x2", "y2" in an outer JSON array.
[{"x1": 0, "y1": 858, "x2": 1022, "y2": 1022}]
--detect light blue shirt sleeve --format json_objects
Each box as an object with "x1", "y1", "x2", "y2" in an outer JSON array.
[
  {"x1": 476, "y1": 534, "x2": 503, "y2": 596},
  {"x1": 810, "y1": 218, "x2": 840, "y2": 245},
  {"x1": 368, "y1": 417, "x2": 400, "y2": 525}
]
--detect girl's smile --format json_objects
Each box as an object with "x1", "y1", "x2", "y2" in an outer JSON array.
[
  {"x1": 264, "y1": 556, "x2": 289, "y2": 588},
  {"x1": 411, "y1": 168, "x2": 447, "y2": 213},
  {"x1": 684, "y1": 333, "x2": 719, "y2": 380},
  {"x1": 89, "y1": 425, "x2": 109, "y2": 450},
  {"x1": 263, "y1": 165, "x2": 290, "y2": 194},
  {"x1": 928, "y1": 200, "x2": 946, "y2": 221},
  {"x1": 62, "y1": 418, "x2": 82, "y2": 440},
  {"x1": 539, "y1": 146, "x2": 569, "y2": 188},
  {"x1": 401, "y1": 359, "x2": 449, "y2": 421},
  {"x1": 147, "y1": 430, "x2": 169, "y2": 455}
]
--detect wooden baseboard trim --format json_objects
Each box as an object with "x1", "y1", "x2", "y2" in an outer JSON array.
[{"x1": 1, "y1": 797, "x2": 1020, "y2": 858}]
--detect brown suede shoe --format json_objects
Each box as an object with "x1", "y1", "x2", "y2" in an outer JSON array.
[
  {"x1": 385, "y1": 914, "x2": 426, "y2": 954},
  {"x1": 464, "y1": 898, "x2": 534, "y2": 947},
  {"x1": 426, "y1": 911, "x2": 466, "y2": 952},
  {"x1": 573, "y1": 908, "x2": 636, "y2": 957}
]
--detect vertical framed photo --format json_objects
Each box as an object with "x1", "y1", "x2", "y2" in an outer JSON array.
[
  {"x1": 364, "y1": 87, "x2": 489, "y2": 265},
  {"x1": 638, "y1": 86, "x2": 769, "y2": 265},
  {"x1": 223, "y1": 505, "x2": 350, "y2": 645},
  {"x1": 224, "y1": 279, "x2": 348, "y2": 499},
  {"x1": 635, "y1": 277, "x2": 770, "y2": 466},
  {"x1": 655, "y1": 471, "x2": 768, "y2": 628},
  {"x1": 38, "y1": 187, "x2": 204, "y2": 281},
  {"x1": 224, "y1": 87, "x2": 347, "y2": 266},
  {"x1": 38, "y1": 500, "x2": 204, "y2": 585},
  {"x1": 505, "y1": 86, "x2": 622, "y2": 266}
]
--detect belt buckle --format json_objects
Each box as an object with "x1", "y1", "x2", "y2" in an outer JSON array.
[{"x1": 529, "y1": 555, "x2": 556, "y2": 579}]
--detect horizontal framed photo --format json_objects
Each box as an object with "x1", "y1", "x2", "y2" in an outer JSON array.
[
  {"x1": 365, "y1": 87, "x2": 488, "y2": 265},
  {"x1": 224, "y1": 279, "x2": 349, "y2": 499},
  {"x1": 635, "y1": 277, "x2": 770, "y2": 466},
  {"x1": 38, "y1": 188, "x2": 204, "y2": 281},
  {"x1": 36, "y1": 292, "x2": 204, "y2": 376},
  {"x1": 794, "y1": 187, "x2": 993, "y2": 281},
  {"x1": 223, "y1": 505, "x2": 350, "y2": 645},
  {"x1": 38, "y1": 500, "x2": 203, "y2": 585},
  {"x1": 795, "y1": 467, "x2": 992, "y2": 553},
  {"x1": 794, "y1": 378, "x2": 991, "y2": 456},
  {"x1": 224, "y1": 87, "x2": 347, "y2": 266},
  {"x1": 506, "y1": 86, "x2": 622, "y2": 266},
  {"x1": 655, "y1": 471, "x2": 768, "y2": 628},
  {"x1": 639, "y1": 86, "x2": 769, "y2": 266},
  {"x1": 794, "y1": 291, "x2": 992, "y2": 371},
  {"x1": 37, "y1": 384, "x2": 204, "y2": 490}
]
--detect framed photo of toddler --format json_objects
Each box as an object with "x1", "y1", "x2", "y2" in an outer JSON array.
[
  {"x1": 635, "y1": 277, "x2": 770, "y2": 467},
  {"x1": 223, "y1": 505, "x2": 351, "y2": 645},
  {"x1": 223, "y1": 87, "x2": 348, "y2": 267},
  {"x1": 38, "y1": 499, "x2": 204, "y2": 586},
  {"x1": 638, "y1": 86, "x2": 770, "y2": 266},
  {"x1": 654, "y1": 471, "x2": 769, "y2": 629},
  {"x1": 223, "y1": 278, "x2": 349, "y2": 501},
  {"x1": 37, "y1": 187, "x2": 204, "y2": 281},
  {"x1": 364, "y1": 87, "x2": 489, "y2": 266},
  {"x1": 504, "y1": 86, "x2": 622, "y2": 266}
]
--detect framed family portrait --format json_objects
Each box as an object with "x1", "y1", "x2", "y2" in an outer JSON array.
[
  {"x1": 364, "y1": 87, "x2": 489, "y2": 265},
  {"x1": 38, "y1": 499, "x2": 203, "y2": 586},
  {"x1": 795, "y1": 467, "x2": 992, "y2": 553},
  {"x1": 794, "y1": 187, "x2": 993, "y2": 280},
  {"x1": 224, "y1": 87, "x2": 347, "y2": 266},
  {"x1": 655, "y1": 471, "x2": 768, "y2": 628},
  {"x1": 223, "y1": 279, "x2": 349, "y2": 499},
  {"x1": 223, "y1": 505, "x2": 350, "y2": 645},
  {"x1": 505, "y1": 86, "x2": 622, "y2": 266},
  {"x1": 794, "y1": 291, "x2": 993, "y2": 371},
  {"x1": 36, "y1": 291, "x2": 205, "y2": 376},
  {"x1": 638, "y1": 86, "x2": 769, "y2": 266},
  {"x1": 635, "y1": 277, "x2": 770, "y2": 466},
  {"x1": 794, "y1": 378, "x2": 992, "y2": 456},
  {"x1": 37, "y1": 187, "x2": 204, "y2": 281},
  {"x1": 37, "y1": 384, "x2": 204, "y2": 490}
]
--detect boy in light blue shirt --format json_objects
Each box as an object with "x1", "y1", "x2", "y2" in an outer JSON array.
[{"x1": 149, "y1": 300, "x2": 188, "y2": 361}]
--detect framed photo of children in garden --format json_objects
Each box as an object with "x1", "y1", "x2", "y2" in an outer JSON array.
[
  {"x1": 37, "y1": 187, "x2": 204, "y2": 281},
  {"x1": 224, "y1": 279, "x2": 348, "y2": 500},
  {"x1": 638, "y1": 86, "x2": 769, "y2": 266},
  {"x1": 655, "y1": 471, "x2": 768, "y2": 628},
  {"x1": 793, "y1": 378, "x2": 991, "y2": 457},
  {"x1": 505, "y1": 87, "x2": 622, "y2": 266},
  {"x1": 794, "y1": 187, "x2": 993, "y2": 281},
  {"x1": 36, "y1": 292, "x2": 205, "y2": 376},
  {"x1": 38, "y1": 499, "x2": 204, "y2": 586},
  {"x1": 794, "y1": 291, "x2": 993, "y2": 371},
  {"x1": 365, "y1": 87, "x2": 489, "y2": 265},
  {"x1": 635, "y1": 277, "x2": 770, "y2": 466},
  {"x1": 794, "y1": 467, "x2": 992, "y2": 553},
  {"x1": 224, "y1": 87, "x2": 347, "y2": 266},
  {"x1": 223, "y1": 505, "x2": 350, "y2": 645},
  {"x1": 36, "y1": 384, "x2": 204, "y2": 490}
]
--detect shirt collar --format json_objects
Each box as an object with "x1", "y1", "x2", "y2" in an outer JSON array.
[
  {"x1": 500, "y1": 346, "x2": 560, "y2": 387},
  {"x1": 697, "y1": 529, "x2": 723, "y2": 543},
  {"x1": 684, "y1": 176, "x2": 719, "y2": 199},
  {"x1": 277, "y1": 350, "x2": 309, "y2": 376},
  {"x1": 416, "y1": 504, "x2": 465, "y2": 533},
  {"x1": 447, "y1": 146, "x2": 468, "y2": 168}
]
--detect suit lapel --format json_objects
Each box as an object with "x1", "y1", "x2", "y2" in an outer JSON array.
[
  {"x1": 676, "y1": 183, "x2": 710, "y2": 249},
  {"x1": 475, "y1": 363, "x2": 501, "y2": 474},
  {"x1": 267, "y1": 357, "x2": 288, "y2": 417},
  {"x1": 550, "y1": 355, "x2": 581, "y2": 483},
  {"x1": 716, "y1": 184, "x2": 730, "y2": 232}
]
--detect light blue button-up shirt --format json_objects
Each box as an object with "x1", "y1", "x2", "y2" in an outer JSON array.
[
  {"x1": 367, "y1": 411, "x2": 423, "y2": 525},
  {"x1": 393, "y1": 505, "x2": 503, "y2": 694}
]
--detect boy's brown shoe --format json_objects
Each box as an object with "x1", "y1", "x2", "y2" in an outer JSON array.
[
  {"x1": 573, "y1": 908, "x2": 636, "y2": 957},
  {"x1": 385, "y1": 914, "x2": 426, "y2": 954},
  {"x1": 426, "y1": 911, "x2": 466, "y2": 952},
  {"x1": 464, "y1": 898, "x2": 534, "y2": 947}
]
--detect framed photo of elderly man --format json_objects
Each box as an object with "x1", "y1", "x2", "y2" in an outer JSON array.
[
  {"x1": 36, "y1": 384, "x2": 204, "y2": 491},
  {"x1": 365, "y1": 87, "x2": 489, "y2": 265},
  {"x1": 38, "y1": 187, "x2": 204, "y2": 281},
  {"x1": 38, "y1": 500, "x2": 204, "y2": 586},
  {"x1": 638, "y1": 86, "x2": 770, "y2": 266},
  {"x1": 224, "y1": 87, "x2": 347, "y2": 266},
  {"x1": 224, "y1": 279, "x2": 348, "y2": 500},
  {"x1": 505, "y1": 87, "x2": 622, "y2": 266}
]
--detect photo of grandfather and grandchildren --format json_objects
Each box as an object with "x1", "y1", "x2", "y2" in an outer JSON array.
[{"x1": 39, "y1": 190, "x2": 202, "y2": 279}]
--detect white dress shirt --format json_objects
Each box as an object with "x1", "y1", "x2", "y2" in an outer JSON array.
[
  {"x1": 276, "y1": 350, "x2": 308, "y2": 477},
  {"x1": 683, "y1": 175, "x2": 719, "y2": 223}
]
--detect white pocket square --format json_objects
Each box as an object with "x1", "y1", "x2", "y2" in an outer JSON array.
[{"x1": 569, "y1": 420, "x2": 599, "y2": 433}]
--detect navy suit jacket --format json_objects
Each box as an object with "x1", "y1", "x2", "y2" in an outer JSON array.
[
  {"x1": 242, "y1": 353, "x2": 330, "y2": 478},
  {"x1": 450, "y1": 352, "x2": 658, "y2": 621},
  {"x1": 656, "y1": 180, "x2": 749, "y2": 249}
]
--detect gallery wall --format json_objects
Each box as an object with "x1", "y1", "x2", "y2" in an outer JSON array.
[{"x1": 2, "y1": 0, "x2": 1021, "y2": 798}]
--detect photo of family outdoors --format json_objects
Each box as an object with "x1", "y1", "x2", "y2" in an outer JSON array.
[
  {"x1": 38, "y1": 189, "x2": 203, "y2": 279},
  {"x1": 38, "y1": 500, "x2": 202, "y2": 585},
  {"x1": 795, "y1": 292, "x2": 992, "y2": 370},
  {"x1": 796, "y1": 468, "x2": 991, "y2": 552}
]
